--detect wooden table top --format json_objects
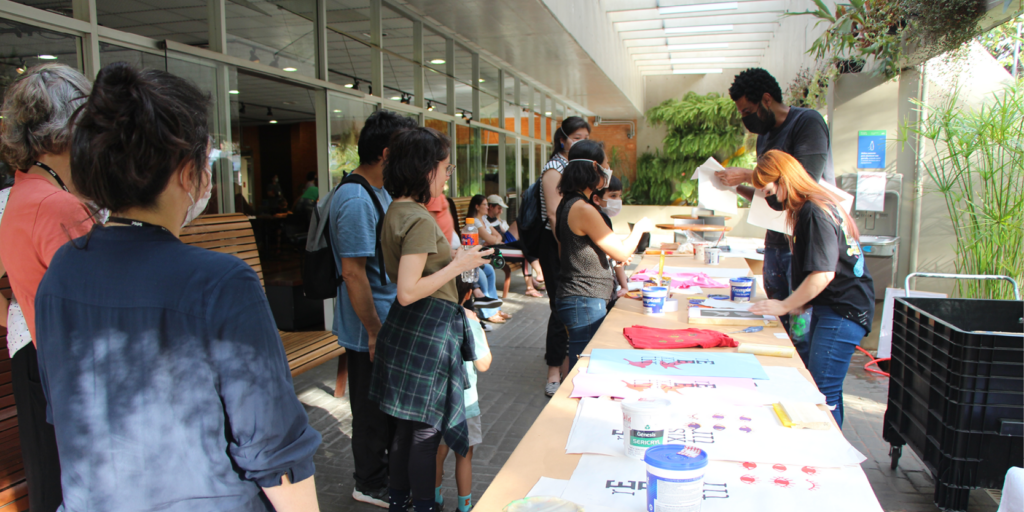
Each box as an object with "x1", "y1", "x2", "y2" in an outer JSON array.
[
  {"x1": 656, "y1": 223, "x2": 732, "y2": 232},
  {"x1": 475, "y1": 255, "x2": 824, "y2": 510},
  {"x1": 670, "y1": 214, "x2": 733, "y2": 221}
]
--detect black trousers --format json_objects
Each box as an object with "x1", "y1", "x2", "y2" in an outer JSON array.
[
  {"x1": 348, "y1": 349, "x2": 395, "y2": 490},
  {"x1": 11, "y1": 344, "x2": 62, "y2": 512},
  {"x1": 537, "y1": 229, "x2": 568, "y2": 367},
  {"x1": 388, "y1": 419, "x2": 442, "y2": 501}
]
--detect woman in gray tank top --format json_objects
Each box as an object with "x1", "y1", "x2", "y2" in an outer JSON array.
[{"x1": 553, "y1": 141, "x2": 653, "y2": 365}]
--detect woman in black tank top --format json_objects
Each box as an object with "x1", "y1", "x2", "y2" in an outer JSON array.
[{"x1": 553, "y1": 141, "x2": 653, "y2": 365}]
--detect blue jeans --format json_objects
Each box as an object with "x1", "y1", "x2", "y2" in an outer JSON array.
[
  {"x1": 793, "y1": 305, "x2": 865, "y2": 428},
  {"x1": 763, "y1": 246, "x2": 792, "y2": 333},
  {"x1": 555, "y1": 296, "x2": 608, "y2": 366},
  {"x1": 478, "y1": 263, "x2": 500, "y2": 318}
]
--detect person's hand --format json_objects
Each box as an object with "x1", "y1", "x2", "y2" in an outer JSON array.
[
  {"x1": 749, "y1": 299, "x2": 791, "y2": 317},
  {"x1": 714, "y1": 167, "x2": 753, "y2": 187},
  {"x1": 617, "y1": 287, "x2": 628, "y2": 298},
  {"x1": 633, "y1": 217, "x2": 655, "y2": 233},
  {"x1": 464, "y1": 308, "x2": 479, "y2": 321},
  {"x1": 367, "y1": 332, "x2": 377, "y2": 362},
  {"x1": 453, "y1": 245, "x2": 494, "y2": 273}
]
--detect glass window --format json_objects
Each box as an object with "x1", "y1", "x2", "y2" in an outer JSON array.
[
  {"x1": 520, "y1": 140, "x2": 531, "y2": 192},
  {"x1": 11, "y1": 1, "x2": 72, "y2": 16},
  {"x1": 478, "y1": 91, "x2": 499, "y2": 128},
  {"x1": 454, "y1": 125, "x2": 481, "y2": 197},
  {"x1": 453, "y1": 43, "x2": 472, "y2": 87},
  {"x1": 96, "y1": 0, "x2": 208, "y2": 46},
  {"x1": 226, "y1": 0, "x2": 317, "y2": 78},
  {"x1": 0, "y1": 22, "x2": 79, "y2": 96},
  {"x1": 327, "y1": 94, "x2": 375, "y2": 188},
  {"x1": 424, "y1": 68, "x2": 447, "y2": 113},
  {"x1": 482, "y1": 129, "x2": 499, "y2": 197},
  {"x1": 504, "y1": 137, "x2": 516, "y2": 197},
  {"x1": 423, "y1": 29, "x2": 447, "y2": 76},
  {"x1": 99, "y1": 42, "x2": 166, "y2": 69},
  {"x1": 327, "y1": 32, "x2": 372, "y2": 92},
  {"x1": 478, "y1": 60, "x2": 499, "y2": 98},
  {"x1": 382, "y1": 52, "x2": 415, "y2": 105}
]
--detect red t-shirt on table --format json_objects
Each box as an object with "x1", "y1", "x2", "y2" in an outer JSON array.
[{"x1": 0, "y1": 172, "x2": 94, "y2": 341}]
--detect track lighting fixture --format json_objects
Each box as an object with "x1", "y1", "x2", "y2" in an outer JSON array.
[
  {"x1": 239, "y1": 102, "x2": 246, "y2": 114},
  {"x1": 249, "y1": 48, "x2": 260, "y2": 63},
  {"x1": 266, "y1": 107, "x2": 273, "y2": 116}
]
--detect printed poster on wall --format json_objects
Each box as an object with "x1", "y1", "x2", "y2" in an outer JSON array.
[{"x1": 857, "y1": 130, "x2": 886, "y2": 169}]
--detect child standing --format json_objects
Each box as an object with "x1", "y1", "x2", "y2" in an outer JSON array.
[
  {"x1": 591, "y1": 176, "x2": 629, "y2": 304},
  {"x1": 435, "y1": 308, "x2": 492, "y2": 512}
]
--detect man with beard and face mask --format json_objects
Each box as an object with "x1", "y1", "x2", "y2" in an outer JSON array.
[{"x1": 715, "y1": 67, "x2": 834, "y2": 334}]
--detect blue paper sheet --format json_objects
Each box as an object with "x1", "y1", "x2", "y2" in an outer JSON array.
[{"x1": 587, "y1": 349, "x2": 769, "y2": 380}]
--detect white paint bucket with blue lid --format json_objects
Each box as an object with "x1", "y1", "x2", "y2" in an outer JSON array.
[
  {"x1": 622, "y1": 398, "x2": 671, "y2": 459},
  {"x1": 645, "y1": 444, "x2": 709, "y2": 512},
  {"x1": 642, "y1": 286, "x2": 669, "y2": 315},
  {"x1": 729, "y1": 277, "x2": 754, "y2": 302}
]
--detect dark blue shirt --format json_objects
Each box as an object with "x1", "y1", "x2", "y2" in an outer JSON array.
[{"x1": 35, "y1": 225, "x2": 320, "y2": 512}]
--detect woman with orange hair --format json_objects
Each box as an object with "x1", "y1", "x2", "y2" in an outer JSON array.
[{"x1": 748, "y1": 150, "x2": 874, "y2": 427}]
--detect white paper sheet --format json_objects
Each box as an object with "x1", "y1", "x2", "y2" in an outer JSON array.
[
  {"x1": 696, "y1": 157, "x2": 738, "y2": 215},
  {"x1": 823, "y1": 181, "x2": 855, "y2": 214},
  {"x1": 526, "y1": 477, "x2": 570, "y2": 498},
  {"x1": 671, "y1": 286, "x2": 703, "y2": 295},
  {"x1": 565, "y1": 399, "x2": 864, "y2": 466},
  {"x1": 754, "y1": 367, "x2": 828, "y2": 405},
  {"x1": 560, "y1": 455, "x2": 882, "y2": 512},
  {"x1": 877, "y1": 288, "x2": 947, "y2": 359},
  {"x1": 855, "y1": 172, "x2": 886, "y2": 212},
  {"x1": 774, "y1": 333, "x2": 789, "y2": 339},
  {"x1": 701, "y1": 298, "x2": 753, "y2": 311},
  {"x1": 663, "y1": 266, "x2": 751, "y2": 279}
]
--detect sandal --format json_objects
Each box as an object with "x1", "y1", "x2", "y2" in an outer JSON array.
[
  {"x1": 486, "y1": 314, "x2": 507, "y2": 324},
  {"x1": 525, "y1": 289, "x2": 544, "y2": 298},
  {"x1": 498, "y1": 311, "x2": 512, "y2": 320}
]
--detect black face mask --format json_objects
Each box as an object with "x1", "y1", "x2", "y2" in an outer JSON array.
[
  {"x1": 742, "y1": 102, "x2": 776, "y2": 135},
  {"x1": 765, "y1": 191, "x2": 786, "y2": 212}
]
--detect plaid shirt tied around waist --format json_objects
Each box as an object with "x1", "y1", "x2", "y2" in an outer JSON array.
[{"x1": 369, "y1": 296, "x2": 472, "y2": 455}]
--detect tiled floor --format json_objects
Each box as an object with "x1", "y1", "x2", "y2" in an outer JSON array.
[{"x1": 292, "y1": 279, "x2": 1002, "y2": 511}]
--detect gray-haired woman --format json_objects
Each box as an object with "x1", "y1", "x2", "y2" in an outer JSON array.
[{"x1": 0, "y1": 63, "x2": 93, "y2": 512}]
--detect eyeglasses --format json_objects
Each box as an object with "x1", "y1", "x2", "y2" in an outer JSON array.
[{"x1": 445, "y1": 164, "x2": 456, "y2": 177}]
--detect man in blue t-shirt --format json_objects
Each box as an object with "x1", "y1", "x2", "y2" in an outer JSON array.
[
  {"x1": 329, "y1": 110, "x2": 417, "y2": 508},
  {"x1": 715, "y1": 67, "x2": 835, "y2": 333}
]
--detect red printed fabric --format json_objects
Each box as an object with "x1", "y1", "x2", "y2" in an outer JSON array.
[{"x1": 622, "y1": 325, "x2": 738, "y2": 349}]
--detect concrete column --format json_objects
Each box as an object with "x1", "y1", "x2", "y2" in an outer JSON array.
[
  {"x1": 72, "y1": 0, "x2": 100, "y2": 78},
  {"x1": 895, "y1": 67, "x2": 924, "y2": 283}
]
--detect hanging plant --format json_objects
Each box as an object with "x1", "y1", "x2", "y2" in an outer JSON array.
[{"x1": 785, "y1": 65, "x2": 839, "y2": 109}]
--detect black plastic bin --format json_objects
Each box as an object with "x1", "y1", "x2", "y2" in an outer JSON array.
[{"x1": 883, "y1": 297, "x2": 1024, "y2": 511}]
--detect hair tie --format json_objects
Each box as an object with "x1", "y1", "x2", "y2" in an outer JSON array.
[{"x1": 568, "y1": 159, "x2": 596, "y2": 165}]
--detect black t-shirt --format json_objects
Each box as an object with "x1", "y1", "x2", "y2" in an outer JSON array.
[
  {"x1": 791, "y1": 202, "x2": 876, "y2": 333},
  {"x1": 757, "y1": 107, "x2": 834, "y2": 248}
]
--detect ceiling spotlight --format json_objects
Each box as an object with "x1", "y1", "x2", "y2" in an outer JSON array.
[
  {"x1": 390, "y1": 96, "x2": 402, "y2": 101},
  {"x1": 456, "y1": 112, "x2": 463, "y2": 117},
  {"x1": 430, "y1": 58, "x2": 445, "y2": 64},
  {"x1": 267, "y1": 107, "x2": 273, "y2": 116},
  {"x1": 283, "y1": 67, "x2": 297, "y2": 72},
  {"x1": 269, "y1": 120, "x2": 278, "y2": 124},
  {"x1": 229, "y1": 89, "x2": 240, "y2": 94},
  {"x1": 478, "y1": 79, "x2": 485, "y2": 83},
  {"x1": 545, "y1": 111, "x2": 552, "y2": 116},
  {"x1": 239, "y1": 102, "x2": 246, "y2": 114},
  {"x1": 249, "y1": 48, "x2": 260, "y2": 63},
  {"x1": 333, "y1": 109, "x2": 342, "y2": 113},
  {"x1": 427, "y1": 100, "x2": 434, "y2": 111},
  {"x1": 352, "y1": 80, "x2": 361, "y2": 91},
  {"x1": 344, "y1": 83, "x2": 354, "y2": 88},
  {"x1": 269, "y1": 54, "x2": 280, "y2": 68},
  {"x1": 38, "y1": 54, "x2": 57, "y2": 60}
]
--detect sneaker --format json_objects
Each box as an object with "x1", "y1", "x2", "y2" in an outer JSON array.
[
  {"x1": 352, "y1": 485, "x2": 389, "y2": 508},
  {"x1": 545, "y1": 381, "x2": 560, "y2": 397},
  {"x1": 434, "y1": 500, "x2": 445, "y2": 512},
  {"x1": 473, "y1": 296, "x2": 503, "y2": 309},
  {"x1": 481, "y1": 323, "x2": 493, "y2": 332}
]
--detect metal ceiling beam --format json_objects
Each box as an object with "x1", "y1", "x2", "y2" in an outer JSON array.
[{"x1": 619, "y1": 23, "x2": 778, "y2": 40}]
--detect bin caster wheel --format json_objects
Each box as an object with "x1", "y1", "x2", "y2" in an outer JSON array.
[{"x1": 889, "y1": 445, "x2": 901, "y2": 470}]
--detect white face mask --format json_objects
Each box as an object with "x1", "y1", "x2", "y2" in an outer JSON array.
[
  {"x1": 182, "y1": 152, "x2": 216, "y2": 227},
  {"x1": 602, "y1": 199, "x2": 622, "y2": 217}
]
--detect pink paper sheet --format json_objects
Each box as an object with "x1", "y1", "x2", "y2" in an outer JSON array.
[
  {"x1": 630, "y1": 270, "x2": 728, "y2": 289},
  {"x1": 570, "y1": 371, "x2": 757, "y2": 401}
]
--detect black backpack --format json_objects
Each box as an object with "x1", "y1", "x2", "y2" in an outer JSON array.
[{"x1": 302, "y1": 173, "x2": 387, "y2": 300}]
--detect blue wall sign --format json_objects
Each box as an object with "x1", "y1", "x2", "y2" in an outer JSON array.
[{"x1": 858, "y1": 130, "x2": 886, "y2": 169}]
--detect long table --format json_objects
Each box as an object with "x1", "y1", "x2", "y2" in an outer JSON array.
[{"x1": 475, "y1": 253, "x2": 847, "y2": 510}]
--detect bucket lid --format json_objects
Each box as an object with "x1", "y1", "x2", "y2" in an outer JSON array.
[
  {"x1": 643, "y1": 286, "x2": 667, "y2": 292},
  {"x1": 622, "y1": 398, "x2": 671, "y2": 413},
  {"x1": 730, "y1": 277, "x2": 753, "y2": 284},
  {"x1": 644, "y1": 444, "x2": 709, "y2": 471}
]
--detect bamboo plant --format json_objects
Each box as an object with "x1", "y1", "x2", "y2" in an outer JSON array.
[{"x1": 904, "y1": 79, "x2": 1024, "y2": 300}]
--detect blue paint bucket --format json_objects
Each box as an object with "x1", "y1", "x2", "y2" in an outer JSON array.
[
  {"x1": 645, "y1": 444, "x2": 709, "y2": 512},
  {"x1": 729, "y1": 277, "x2": 754, "y2": 303},
  {"x1": 642, "y1": 287, "x2": 669, "y2": 315}
]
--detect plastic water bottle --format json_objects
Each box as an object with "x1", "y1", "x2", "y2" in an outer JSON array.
[
  {"x1": 790, "y1": 307, "x2": 813, "y2": 344},
  {"x1": 461, "y1": 218, "x2": 479, "y2": 283}
]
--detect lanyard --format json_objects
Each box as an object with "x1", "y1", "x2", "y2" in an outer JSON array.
[
  {"x1": 33, "y1": 161, "x2": 69, "y2": 193},
  {"x1": 106, "y1": 216, "x2": 171, "y2": 234}
]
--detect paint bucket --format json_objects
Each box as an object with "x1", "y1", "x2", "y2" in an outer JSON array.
[
  {"x1": 729, "y1": 277, "x2": 754, "y2": 302},
  {"x1": 622, "y1": 398, "x2": 671, "y2": 459},
  {"x1": 642, "y1": 287, "x2": 669, "y2": 315},
  {"x1": 693, "y1": 242, "x2": 709, "y2": 261},
  {"x1": 704, "y1": 247, "x2": 721, "y2": 265},
  {"x1": 645, "y1": 445, "x2": 709, "y2": 512}
]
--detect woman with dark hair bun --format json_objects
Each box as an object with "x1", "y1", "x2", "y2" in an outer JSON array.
[
  {"x1": 539, "y1": 115, "x2": 591, "y2": 396},
  {"x1": 33, "y1": 62, "x2": 322, "y2": 511},
  {"x1": 554, "y1": 140, "x2": 652, "y2": 365},
  {"x1": 373, "y1": 127, "x2": 492, "y2": 512}
]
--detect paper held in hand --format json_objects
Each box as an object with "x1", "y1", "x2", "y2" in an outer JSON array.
[
  {"x1": 693, "y1": 157, "x2": 738, "y2": 215},
  {"x1": 746, "y1": 181, "x2": 854, "y2": 236}
]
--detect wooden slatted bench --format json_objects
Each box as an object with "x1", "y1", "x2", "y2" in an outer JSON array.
[
  {"x1": 0, "y1": 277, "x2": 27, "y2": 512},
  {"x1": 180, "y1": 214, "x2": 347, "y2": 397}
]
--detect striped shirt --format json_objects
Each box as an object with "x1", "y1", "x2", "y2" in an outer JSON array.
[{"x1": 539, "y1": 153, "x2": 568, "y2": 230}]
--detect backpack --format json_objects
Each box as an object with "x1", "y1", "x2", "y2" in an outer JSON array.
[
  {"x1": 517, "y1": 177, "x2": 545, "y2": 258},
  {"x1": 302, "y1": 173, "x2": 387, "y2": 300}
]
